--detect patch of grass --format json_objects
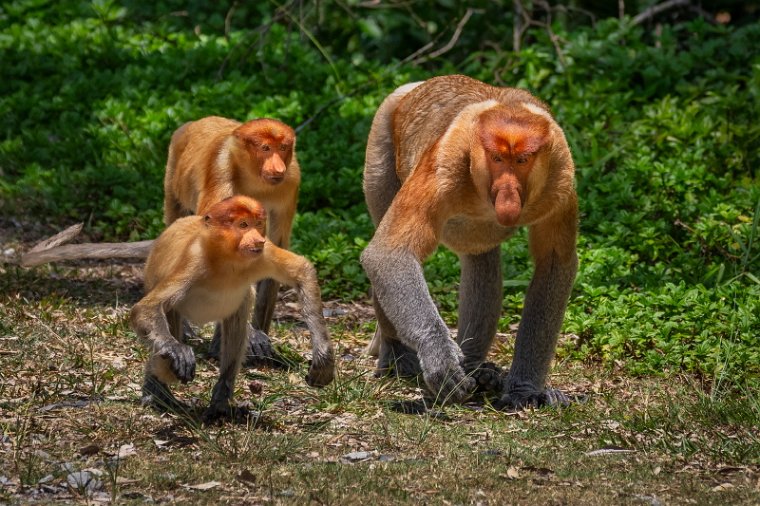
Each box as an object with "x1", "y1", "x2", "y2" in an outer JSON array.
[{"x1": 1, "y1": 262, "x2": 758, "y2": 504}]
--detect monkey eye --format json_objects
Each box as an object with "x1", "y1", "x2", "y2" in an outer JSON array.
[
  {"x1": 516, "y1": 154, "x2": 529, "y2": 164},
  {"x1": 491, "y1": 153, "x2": 503, "y2": 163},
  {"x1": 261, "y1": 144, "x2": 270, "y2": 152},
  {"x1": 279, "y1": 144, "x2": 288, "y2": 152},
  {"x1": 239, "y1": 221, "x2": 249, "y2": 229},
  {"x1": 255, "y1": 220, "x2": 265, "y2": 229}
]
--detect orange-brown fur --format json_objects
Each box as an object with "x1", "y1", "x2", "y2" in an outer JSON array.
[
  {"x1": 163, "y1": 116, "x2": 300, "y2": 248},
  {"x1": 131, "y1": 196, "x2": 334, "y2": 420},
  {"x1": 361, "y1": 75, "x2": 578, "y2": 408},
  {"x1": 162, "y1": 116, "x2": 303, "y2": 354}
]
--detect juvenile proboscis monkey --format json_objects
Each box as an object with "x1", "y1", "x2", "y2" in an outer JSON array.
[
  {"x1": 361, "y1": 75, "x2": 578, "y2": 409},
  {"x1": 163, "y1": 116, "x2": 301, "y2": 366},
  {"x1": 130, "y1": 195, "x2": 334, "y2": 421}
]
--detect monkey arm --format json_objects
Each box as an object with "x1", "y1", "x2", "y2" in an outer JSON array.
[
  {"x1": 130, "y1": 273, "x2": 196, "y2": 384},
  {"x1": 262, "y1": 245, "x2": 335, "y2": 387},
  {"x1": 499, "y1": 198, "x2": 578, "y2": 409},
  {"x1": 360, "y1": 194, "x2": 476, "y2": 403}
]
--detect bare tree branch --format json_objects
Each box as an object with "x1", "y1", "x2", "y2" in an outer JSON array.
[
  {"x1": 632, "y1": 0, "x2": 690, "y2": 26},
  {"x1": 20, "y1": 225, "x2": 153, "y2": 267},
  {"x1": 412, "y1": 8, "x2": 481, "y2": 65}
]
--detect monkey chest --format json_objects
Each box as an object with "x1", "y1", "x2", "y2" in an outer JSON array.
[
  {"x1": 440, "y1": 215, "x2": 516, "y2": 255},
  {"x1": 175, "y1": 285, "x2": 251, "y2": 325}
]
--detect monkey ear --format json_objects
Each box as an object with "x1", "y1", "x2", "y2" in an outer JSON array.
[{"x1": 204, "y1": 215, "x2": 211, "y2": 226}]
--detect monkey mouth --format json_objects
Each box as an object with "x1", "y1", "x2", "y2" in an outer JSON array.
[
  {"x1": 264, "y1": 174, "x2": 285, "y2": 184},
  {"x1": 244, "y1": 247, "x2": 264, "y2": 256}
]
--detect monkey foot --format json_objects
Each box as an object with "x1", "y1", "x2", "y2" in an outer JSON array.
[
  {"x1": 375, "y1": 340, "x2": 422, "y2": 378},
  {"x1": 386, "y1": 399, "x2": 451, "y2": 420},
  {"x1": 494, "y1": 385, "x2": 571, "y2": 411},
  {"x1": 305, "y1": 358, "x2": 335, "y2": 388},
  {"x1": 202, "y1": 403, "x2": 261, "y2": 424},
  {"x1": 207, "y1": 327, "x2": 290, "y2": 369},
  {"x1": 468, "y1": 362, "x2": 505, "y2": 394},
  {"x1": 422, "y1": 367, "x2": 476, "y2": 405}
]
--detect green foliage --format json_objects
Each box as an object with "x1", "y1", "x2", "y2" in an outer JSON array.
[{"x1": 1, "y1": 2, "x2": 758, "y2": 387}]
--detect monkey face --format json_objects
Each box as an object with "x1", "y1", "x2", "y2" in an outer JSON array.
[
  {"x1": 203, "y1": 196, "x2": 268, "y2": 258},
  {"x1": 233, "y1": 119, "x2": 296, "y2": 186},
  {"x1": 477, "y1": 108, "x2": 549, "y2": 227}
]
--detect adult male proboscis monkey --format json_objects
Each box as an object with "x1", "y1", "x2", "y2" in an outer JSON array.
[
  {"x1": 131, "y1": 195, "x2": 334, "y2": 421},
  {"x1": 361, "y1": 75, "x2": 578, "y2": 409}
]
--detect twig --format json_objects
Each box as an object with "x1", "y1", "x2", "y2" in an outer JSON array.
[
  {"x1": 513, "y1": 0, "x2": 523, "y2": 52},
  {"x1": 224, "y1": 1, "x2": 239, "y2": 42},
  {"x1": 632, "y1": 0, "x2": 690, "y2": 26},
  {"x1": 412, "y1": 8, "x2": 481, "y2": 65},
  {"x1": 27, "y1": 223, "x2": 83, "y2": 253}
]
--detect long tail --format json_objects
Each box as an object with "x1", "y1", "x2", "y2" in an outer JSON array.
[{"x1": 20, "y1": 223, "x2": 154, "y2": 267}]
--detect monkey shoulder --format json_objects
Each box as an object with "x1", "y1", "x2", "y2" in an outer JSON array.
[{"x1": 188, "y1": 116, "x2": 241, "y2": 133}]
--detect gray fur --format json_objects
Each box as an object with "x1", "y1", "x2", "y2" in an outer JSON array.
[
  {"x1": 457, "y1": 247, "x2": 503, "y2": 370},
  {"x1": 205, "y1": 292, "x2": 252, "y2": 421},
  {"x1": 361, "y1": 242, "x2": 475, "y2": 403}
]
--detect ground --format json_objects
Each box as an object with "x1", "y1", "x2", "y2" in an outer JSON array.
[{"x1": 1, "y1": 219, "x2": 758, "y2": 505}]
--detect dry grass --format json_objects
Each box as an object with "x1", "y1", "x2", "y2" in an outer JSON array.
[{"x1": 1, "y1": 224, "x2": 758, "y2": 505}]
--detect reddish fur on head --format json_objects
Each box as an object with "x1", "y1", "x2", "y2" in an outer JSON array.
[
  {"x1": 204, "y1": 196, "x2": 268, "y2": 259},
  {"x1": 233, "y1": 119, "x2": 295, "y2": 184},
  {"x1": 477, "y1": 108, "x2": 550, "y2": 227}
]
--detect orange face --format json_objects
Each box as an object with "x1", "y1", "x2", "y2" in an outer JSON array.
[
  {"x1": 204, "y1": 196, "x2": 268, "y2": 259},
  {"x1": 234, "y1": 119, "x2": 295, "y2": 185},
  {"x1": 477, "y1": 108, "x2": 549, "y2": 227}
]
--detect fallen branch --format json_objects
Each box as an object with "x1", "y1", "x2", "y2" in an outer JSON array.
[{"x1": 20, "y1": 223, "x2": 153, "y2": 267}]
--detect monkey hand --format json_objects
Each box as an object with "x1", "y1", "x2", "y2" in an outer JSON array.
[
  {"x1": 418, "y1": 339, "x2": 476, "y2": 404},
  {"x1": 468, "y1": 361, "x2": 505, "y2": 394},
  {"x1": 305, "y1": 352, "x2": 335, "y2": 388},
  {"x1": 494, "y1": 378, "x2": 570, "y2": 411},
  {"x1": 157, "y1": 340, "x2": 196, "y2": 384}
]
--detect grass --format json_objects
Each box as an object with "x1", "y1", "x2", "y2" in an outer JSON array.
[{"x1": 1, "y1": 244, "x2": 758, "y2": 505}]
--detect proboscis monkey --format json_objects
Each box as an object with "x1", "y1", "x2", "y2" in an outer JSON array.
[
  {"x1": 361, "y1": 75, "x2": 578, "y2": 409},
  {"x1": 130, "y1": 195, "x2": 334, "y2": 421},
  {"x1": 163, "y1": 116, "x2": 301, "y2": 366}
]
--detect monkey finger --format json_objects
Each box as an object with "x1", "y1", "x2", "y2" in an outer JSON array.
[
  {"x1": 469, "y1": 362, "x2": 505, "y2": 394},
  {"x1": 168, "y1": 345, "x2": 196, "y2": 384},
  {"x1": 425, "y1": 371, "x2": 476, "y2": 405},
  {"x1": 543, "y1": 388, "x2": 571, "y2": 407}
]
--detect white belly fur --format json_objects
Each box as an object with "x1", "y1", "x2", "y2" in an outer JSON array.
[{"x1": 175, "y1": 285, "x2": 251, "y2": 325}]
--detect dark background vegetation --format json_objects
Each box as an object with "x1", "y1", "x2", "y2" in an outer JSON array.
[{"x1": 1, "y1": 0, "x2": 758, "y2": 389}]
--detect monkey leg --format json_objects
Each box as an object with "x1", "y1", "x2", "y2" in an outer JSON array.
[
  {"x1": 204, "y1": 298, "x2": 251, "y2": 423},
  {"x1": 361, "y1": 243, "x2": 475, "y2": 404},
  {"x1": 252, "y1": 278, "x2": 278, "y2": 335},
  {"x1": 455, "y1": 247, "x2": 506, "y2": 395},
  {"x1": 208, "y1": 279, "x2": 280, "y2": 367},
  {"x1": 141, "y1": 309, "x2": 195, "y2": 413},
  {"x1": 207, "y1": 317, "x2": 283, "y2": 369},
  {"x1": 496, "y1": 247, "x2": 577, "y2": 410},
  {"x1": 373, "y1": 297, "x2": 422, "y2": 378},
  {"x1": 456, "y1": 247, "x2": 503, "y2": 369}
]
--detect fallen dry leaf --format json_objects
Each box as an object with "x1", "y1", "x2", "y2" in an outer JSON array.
[{"x1": 185, "y1": 481, "x2": 222, "y2": 491}]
